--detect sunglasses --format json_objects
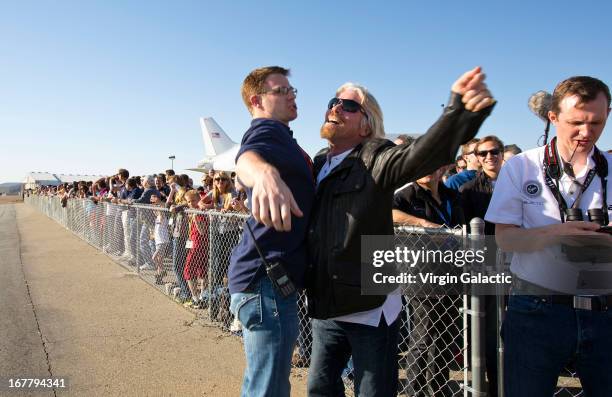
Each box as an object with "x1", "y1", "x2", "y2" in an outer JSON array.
[
  {"x1": 476, "y1": 148, "x2": 501, "y2": 157},
  {"x1": 327, "y1": 97, "x2": 367, "y2": 117}
]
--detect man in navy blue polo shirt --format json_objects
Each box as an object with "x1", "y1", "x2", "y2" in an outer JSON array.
[{"x1": 228, "y1": 66, "x2": 315, "y2": 397}]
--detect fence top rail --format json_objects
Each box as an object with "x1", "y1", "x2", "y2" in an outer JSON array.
[
  {"x1": 30, "y1": 195, "x2": 477, "y2": 234},
  {"x1": 394, "y1": 224, "x2": 466, "y2": 237},
  {"x1": 127, "y1": 202, "x2": 171, "y2": 211},
  {"x1": 185, "y1": 208, "x2": 250, "y2": 220}
]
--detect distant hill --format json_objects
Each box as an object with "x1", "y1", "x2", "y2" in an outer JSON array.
[{"x1": 0, "y1": 182, "x2": 22, "y2": 195}]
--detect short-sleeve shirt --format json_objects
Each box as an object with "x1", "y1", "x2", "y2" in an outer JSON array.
[
  {"x1": 228, "y1": 118, "x2": 315, "y2": 294},
  {"x1": 485, "y1": 146, "x2": 612, "y2": 294}
]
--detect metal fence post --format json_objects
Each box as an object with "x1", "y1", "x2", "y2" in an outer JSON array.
[
  {"x1": 469, "y1": 217, "x2": 486, "y2": 396},
  {"x1": 207, "y1": 212, "x2": 214, "y2": 321},
  {"x1": 101, "y1": 202, "x2": 107, "y2": 253},
  {"x1": 135, "y1": 206, "x2": 140, "y2": 275},
  {"x1": 496, "y1": 249, "x2": 507, "y2": 397}
]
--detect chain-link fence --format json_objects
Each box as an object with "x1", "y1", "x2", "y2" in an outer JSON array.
[
  {"x1": 24, "y1": 195, "x2": 584, "y2": 396},
  {"x1": 25, "y1": 195, "x2": 247, "y2": 331},
  {"x1": 391, "y1": 225, "x2": 467, "y2": 396}
]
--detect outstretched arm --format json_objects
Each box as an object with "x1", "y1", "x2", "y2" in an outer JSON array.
[
  {"x1": 374, "y1": 67, "x2": 495, "y2": 191},
  {"x1": 236, "y1": 151, "x2": 302, "y2": 232},
  {"x1": 392, "y1": 209, "x2": 441, "y2": 228}
]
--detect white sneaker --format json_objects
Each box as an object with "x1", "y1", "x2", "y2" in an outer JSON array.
[
  {"x1": 139, "y1": 263, "x2": 155, "y2": 271},
  {"x1": 230, "y1": 317, "x2": 242, "y2": 333},
  {"x1": 172, "y1": 287, "x2": 181, "y2": 299},
  {"x1": 120, "y1": 254, "x2": 134, "y2": 263}
]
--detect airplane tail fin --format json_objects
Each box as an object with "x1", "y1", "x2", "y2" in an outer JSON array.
[{"x1": 200, "y1": 117, "x2": 237, "y2": 157}]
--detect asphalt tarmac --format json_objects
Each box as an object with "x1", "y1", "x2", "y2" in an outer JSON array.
[{"x1": 0, "y1": 203, "x2": 307, "y2": 396}]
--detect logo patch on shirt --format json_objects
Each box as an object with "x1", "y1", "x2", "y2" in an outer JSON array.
[{"x1": 523, "y1": 180, "x2": 542, "y2": 197}]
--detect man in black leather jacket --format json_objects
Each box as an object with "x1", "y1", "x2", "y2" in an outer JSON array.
[{"x1": 308, "y1": 68, "x2": 495, "y2": 396}]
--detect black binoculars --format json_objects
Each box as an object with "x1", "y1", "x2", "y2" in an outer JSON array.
[{"x1": 565, "y1": 208, "x2": 606, "y2": 225}]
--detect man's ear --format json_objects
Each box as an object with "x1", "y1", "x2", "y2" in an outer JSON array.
[
  {"x1": 548, "y1": 110, "x2": 558, "y2": 125},
  {"x1": 249, "y1": 94, "x2": 262, "y2": 110},
  {"x1": 359, "y1": 117, "x2": 371, "y2": 137}
]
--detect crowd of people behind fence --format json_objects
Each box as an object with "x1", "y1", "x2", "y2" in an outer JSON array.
[{"x1": 29, "y1": 168, "x2": 249, "y2": 322}]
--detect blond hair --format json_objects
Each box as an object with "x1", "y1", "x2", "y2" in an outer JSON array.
[
  {"x1": 336, "y1": 82, "x2": 385, "y2": 139},
  {"x1": 184, "y1": 189, "x2": 199, "y2": 201},
  {"x1": 212, "y1": 171, "x2": 234, "y2": 210}
]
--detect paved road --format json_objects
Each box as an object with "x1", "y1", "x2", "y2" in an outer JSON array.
[
  {"x1": 0, "y1": 204, "x2": 54, "y2": 396},
  {"x1": 0, "y1": 203, "x2": 307, "y2": 396}
]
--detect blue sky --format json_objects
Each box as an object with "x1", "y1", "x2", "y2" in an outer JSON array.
[{"x1": 2, "y1": 1, "x2": 611, "y2": 183}]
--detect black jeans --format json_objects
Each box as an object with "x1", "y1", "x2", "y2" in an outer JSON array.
[{"x1": 405, "y1": 297, "x2": 461, "y2": 397}]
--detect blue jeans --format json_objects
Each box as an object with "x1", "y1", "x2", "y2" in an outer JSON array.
[
  {"x1": 127, "y1": 216, "x2": 137, "y2": 259},
  {"x1": 503, "y1": 294, "x2": 612, "y2": 397},
  {"x1": 138, "y1": 224, "x2": 153, "y2": 266},
  {"x1": 307, "y1": 316, "x2": 400, "y2": 397},
  {"x1": 172, "y1": 236, "x2": 189, "y2": 300},
  {"x1": 230, "y1": 277, "x2": 298, "y2": 397}
]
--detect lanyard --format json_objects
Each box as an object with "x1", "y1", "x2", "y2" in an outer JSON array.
[
  {"x1": 425, "y1": 187, "x2": 452, "y2": 226},
  {"x1": 543, "y1": 137, "x2": 608, "y2": 223},
  {"x1": 431, "y1": 199, "x2": 452, "y2": 226}
]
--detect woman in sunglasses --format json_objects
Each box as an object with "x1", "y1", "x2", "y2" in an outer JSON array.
[
  {"x1": 201, "y1": 170, "x2": 243, "y2": 324},
  {"x1": 201, "y1": 171, "x2": 236, "y2": 210}
]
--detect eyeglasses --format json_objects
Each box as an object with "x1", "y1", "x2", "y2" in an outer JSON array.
[
  {"x1": 476, "y1": 148, "x2": 501, "y2": 157},
  {"x1": 263, "y1": 86, "x2": 298, "y2": 96},
  {"x1": 327, "y1": 97, "x2": 367, "y2": 117}
]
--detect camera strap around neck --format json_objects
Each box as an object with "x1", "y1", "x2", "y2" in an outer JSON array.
[{"x1": 543, "y1": 137, "x2": 608, "y2": 223}]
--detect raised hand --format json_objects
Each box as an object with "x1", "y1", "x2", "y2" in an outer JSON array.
[{"x1": 451, "y1": 66, "x2": 496, "y2": 112}]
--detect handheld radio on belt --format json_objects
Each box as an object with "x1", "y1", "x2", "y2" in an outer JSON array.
[{"x1": 244, "y1": 220, "x2": 296, "y2": 298}]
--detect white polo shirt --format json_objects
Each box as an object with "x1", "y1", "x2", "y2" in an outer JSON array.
[{"x1": 485, "y1": 146, "x2": 612, "y2": 294}]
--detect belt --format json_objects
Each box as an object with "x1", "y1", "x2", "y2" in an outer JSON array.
[{"x1": 512, "y1": 277, "x2": 612, "y2": 311}]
